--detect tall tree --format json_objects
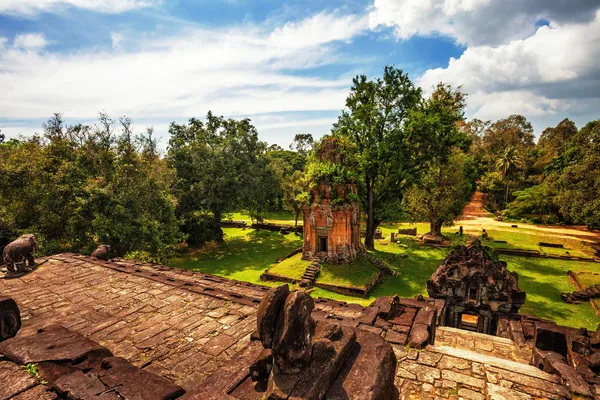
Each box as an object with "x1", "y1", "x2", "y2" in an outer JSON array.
[
  {"x1": 282, "y1": 170, "x2": 309, "y2": 230},
  {"x1": 404, "y1": 150, "x2": 473, "y2": 236},
  {"x1": 332, "y1": 66, "x2": 424, "y2": 250},
  {"x1": 167, "y1": 112, "x2": 269, "y2": 242},
  {"x1": 496, "y1": 147, "x2": 520, "y2": 206},
  {"x1": 289, "y1": 133, "x2": 314, "y2": 155},
  {"x1": 402, "y1": 83, "x2": 471, "y2": 236}
]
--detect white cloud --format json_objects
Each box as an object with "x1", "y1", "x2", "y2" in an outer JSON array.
[
  {"x1": 0, "y1": 0, "x2": 160, "y2": 16},
  {"x1": 13, "y1": 33, "x2": 48, "y2": 50},
  {"x1": 369, "y1": 0, "x2": 600, "y2": 46},
  {"x1": 417, "y1": 10, "x2": 600, "y2": 129},
  {"x1": 0, "y1": 11, "x2": 368, "y2": 145}
]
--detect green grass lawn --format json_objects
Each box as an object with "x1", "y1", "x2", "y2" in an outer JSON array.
[
  {"x1": 267, "y1": 253, "x2": 311, "y2": 280},
  {"x1": 318, "y1": 256, "x2": 380, "y2": 288},
  {"x1": 168, "y1": 226, "x2": 600, "y2": 330},
  {"x1": 481, "y1": 227, "x2": 592, "y2": 258},
  {"x1": 500, "y1": 256, "x2": 600, "y2": 330},
  {"x1": 576, "y1": 272, "x2": 600, "y2": 289},
  {"x1": 168, "y1": 228, "x2": 302, "y2": 285}
]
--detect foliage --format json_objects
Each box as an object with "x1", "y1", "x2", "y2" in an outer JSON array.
[
  {"x1": 289, "y1": 133, "x2": 314, "y2": 155},
  {"x1": 503, "y1": 183, "x2": 557, "y2": 223},
  {"x1": 167, "y1": 112, "x2": 278, "y2": 238},
  {"x1": 0, "y1": 113, "x2": 181, "y2": 259},
  {"x1": 404, "y1": 150, "x2": 474, "y2": 236},
  {"x1": 282, "y1": 170, "x2": 309, "y2": 229},
  {"x1": 553, "y1": 120, "x2": 600, "y2": 228},
  {"x1": 332, "y1": 66, "x2": 425, "y2": 249}
]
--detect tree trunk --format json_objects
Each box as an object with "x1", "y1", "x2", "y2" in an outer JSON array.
[
  {"x1": 429, "y1": 220, "x2": 443, "y2": 238},
  {"x1": 364, "y1": 180, "x2": 376, "y2": 250},
  {"x1": 504, "y1": 181, "x2": 509, "y2": 207},
  {"x1": 214, "y1": 209, "x2": 224, "y2": 243},
  {"x1": 294, "y1": 209, "x2": 299, "y2": 232}
]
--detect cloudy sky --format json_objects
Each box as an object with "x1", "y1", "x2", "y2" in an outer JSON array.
[{"x1": 1, "y1": 0, "x2": 599, "y2": 148}]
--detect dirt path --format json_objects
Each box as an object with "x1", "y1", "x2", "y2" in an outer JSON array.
[{"x1": 457, "y1": 192, "x2": 600, "y2": 243}]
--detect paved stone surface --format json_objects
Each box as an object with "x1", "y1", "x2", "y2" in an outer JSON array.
[
  {"x1": 0, "y1": 254, "x2": 260, "y2": 390},
  {"x1": 0, "y1": 254, "x2": 578, "y2": 399},
  {"x1": 0, "y1": 360, "x2": 39, "y2": 400}
]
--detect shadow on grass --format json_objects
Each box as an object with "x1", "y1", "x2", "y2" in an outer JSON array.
[{"x1": 169, "y1": 229, "x2": 302, "y2": 283}]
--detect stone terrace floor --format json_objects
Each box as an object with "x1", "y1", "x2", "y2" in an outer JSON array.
[{"x1": 0, "y1": 254, "x2": 576, "y2": 399}]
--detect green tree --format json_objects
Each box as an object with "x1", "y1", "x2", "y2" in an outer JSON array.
[
  {"x1": 554, "y1": 120, "x2": 600, "y2": 228},
  {"x1": 167, "y1": 112, "x2": 270, "y2": 242},
  {"x1": 332, "y1": 66, "x2": 424, "y2": 250},
  {"x1": 404, "y1": 150, "x2": 473, "y2": 237},
  {"x1": 0, "y1": 113, "x2": 181, "y2": 261},
  {"x1": 496, "y1": 147, "x2": 520, "y2": 206},
  {"x1": 503, "y1": 183, "x2": 557, "y2": 223},
  {"x1": 282, "y1": 170, "x2": 309, "y2": 230},
  {"x1": 289, "y1": 133, "x2": 314, "y2": 156}
]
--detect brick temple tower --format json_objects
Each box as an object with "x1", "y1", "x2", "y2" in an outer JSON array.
[{"x1": 301, "y1": 137, "x2": 361, "y2": 263}]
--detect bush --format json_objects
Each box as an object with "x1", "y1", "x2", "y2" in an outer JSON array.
[{"x1": 181, "y1": 213, "x2": 222, "y2": 246}]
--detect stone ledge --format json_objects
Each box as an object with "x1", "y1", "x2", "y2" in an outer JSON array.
[
  {"x1": 437, "y1": 326, "x2": 518, "y2": 345},
  {"x1": 430, "y1": 345, "x2": 562, "y2": 384}
]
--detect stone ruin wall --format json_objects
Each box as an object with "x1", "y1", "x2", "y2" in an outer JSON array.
[{"x1": 302, "y1": 201, "x2": 361, "y2": 263}]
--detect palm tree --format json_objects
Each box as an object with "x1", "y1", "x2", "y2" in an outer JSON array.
[{"x1": 496, "y1": 147, "x2": 519, "y2": 207}]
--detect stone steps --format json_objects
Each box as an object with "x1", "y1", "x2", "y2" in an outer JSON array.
[{"x1": 299, "y1": 259, "x2": 322, "y2": 288}]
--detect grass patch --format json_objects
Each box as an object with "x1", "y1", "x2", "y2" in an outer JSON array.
[
  {"x1": 500, "y1": 256, "x2": 599, "y2": 330},
  {"x1": 268, "y1": 253, "x2": 311, "y2": 280},
  {"x1": 169, "y1": 225, "x2": 600, "y2": 330},
  {"x1": 168, "y1": 228, "x2": 302, "y2": 285},
  {"x1": 317, "y1": 256, "x2": 380, "y2": 288},
  {"x1": 576, "y1": 273, "x2": 600, "y2": 289},
  {"x1": 224, "y1": 211, "x2": 299, "y2": 225},
  {"x1": 472, "y1": 227, "x2": 594, "y2": 258}
]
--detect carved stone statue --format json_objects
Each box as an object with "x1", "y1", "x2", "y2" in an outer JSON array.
[
  {"x1": 0, "y1": 296, "x2": 21, "y2": 342},
  {"x1": 91, "y1": 245, "x2": 111, "y2": 261},
  {"x1": 2, "y1": 234, "x2": 36, "y2": 273}
]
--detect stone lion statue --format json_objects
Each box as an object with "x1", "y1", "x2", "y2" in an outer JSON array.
[{"x1": 2, "y1": 234, "x2": 36, "y2": 273}]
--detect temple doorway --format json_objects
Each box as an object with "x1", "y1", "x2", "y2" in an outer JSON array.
[{"x1": 318, "y1": 237, "x2": 328, "y2": 253}]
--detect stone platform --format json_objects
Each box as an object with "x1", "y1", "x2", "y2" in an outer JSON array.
[{"x1": 0, "y1": 254, "x2": 584, "y2": 399}]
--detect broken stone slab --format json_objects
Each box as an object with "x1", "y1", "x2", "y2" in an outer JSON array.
[
  {"x1": 407, "y1": 323, "x2": 430, "y2": 349},
  {"x1": 97, "y1": 357, "x2": 186, "y2": 400},
  {"x1": 0, "y1": 324, "x2": 112, "y2": 367},
  {"x1": 272, "y1": 291, "x2": 314, "y2": 374},
  {"x1": 369, "y1": 295, "x2": 400, "y2": 319},
  {"x1": 0, "y1": 360, "x2": 39, "y2": 400},
  {"x1": 356, "y1": 306, "x2": 379, "y2": 325},
  {"x1": 326, "y1": 328, "x2": 397, "y2": 400},
  {"x1": 0, "y1": 296, "x2": 21, "y2": 342},
  {"x1": 10, "y1": 385, "x2": 57, "y2": 400},
  {"x1": 256, "y1": 284, "x2": 289, "y2": 349},
  {"x1": 546, "y1": 354, "x2": 592, "y2": 398},
  {"x1": 52, "y1": 370, "x2": 121, "y2": 400}
]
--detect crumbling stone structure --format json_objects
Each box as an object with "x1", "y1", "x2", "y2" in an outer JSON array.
[
  {"x1": 427, "y1": 241, "x2": 526, "y2": 334},
  {"x1": 302, "y1": 137, "x2": 361, "y2": 263},
  {"x1": 301, "y1": 185, "x2": 361, "y2": 263}
]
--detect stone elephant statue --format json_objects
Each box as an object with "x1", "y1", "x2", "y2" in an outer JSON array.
[
  {"x1": 91, "y1": 245, "x2": 111, "y2": 261},
  {"x1": 2, "y1": 234, "x2": 36, "y2": 273}
]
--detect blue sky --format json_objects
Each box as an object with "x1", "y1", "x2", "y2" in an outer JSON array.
[{"x1": 1, "y1": 0, "x2": 599, "y2": 149}]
